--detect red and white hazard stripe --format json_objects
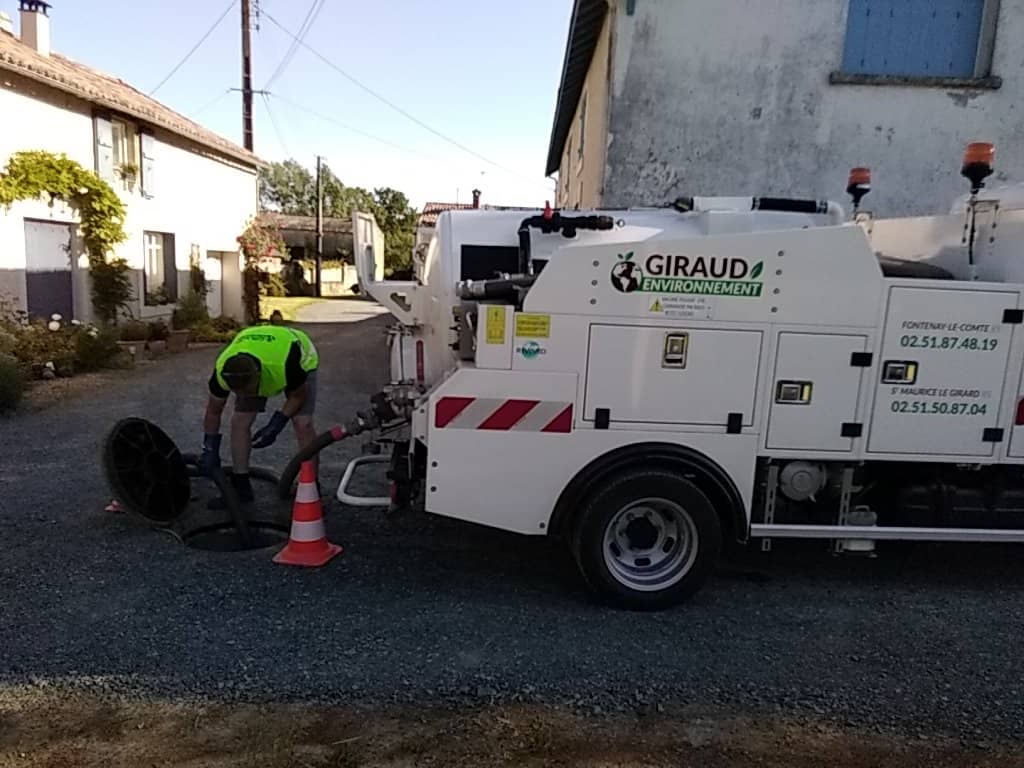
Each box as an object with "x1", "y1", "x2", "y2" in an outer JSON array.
[{"x1": 436, "y1": 397, "x2": 573, "y2": 433}]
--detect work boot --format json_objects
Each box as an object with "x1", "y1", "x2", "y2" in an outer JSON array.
[{"x1": 207, "y1": 473, "x2": 256, "y2": 511}]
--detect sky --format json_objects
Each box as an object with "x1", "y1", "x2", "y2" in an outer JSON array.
[{"x1": 18, "y1": 0, "x2": 573, "y2": 209}]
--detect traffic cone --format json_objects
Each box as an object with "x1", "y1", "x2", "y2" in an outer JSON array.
[{"x1": 273, "y1": 460, "x2": 342, "y2": 567}]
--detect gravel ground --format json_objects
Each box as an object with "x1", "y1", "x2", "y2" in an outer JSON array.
[{"x1": 2, "y1": 310, "x2": 1024, "y2": 747}]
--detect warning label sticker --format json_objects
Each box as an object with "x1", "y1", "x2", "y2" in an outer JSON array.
[
  {"x1": 514, "y1": 313, "x2": 551, "y2": 338},
  {"x1": 485, "y1": 306, "x2": 506, "y2": 344},
  {"x1": 648, "y1": 295, "x2": 713, "y2": 320}
]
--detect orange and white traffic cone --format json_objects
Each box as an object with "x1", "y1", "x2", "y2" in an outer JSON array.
[{"x1": 273, "y1": 460, "x2": 342, "y2": 567}]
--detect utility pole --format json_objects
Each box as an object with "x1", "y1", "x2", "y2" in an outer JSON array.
[
  {"x1": 315, "y1": 155, "x2": 324, "y2": 297},
  {"x1": 241, "y1": 0, "x2": 254, "y2": 151}
]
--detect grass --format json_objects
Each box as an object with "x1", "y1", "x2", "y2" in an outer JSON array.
[
  {"x1": 259, "y1": 296, "x2": 323, "y2": 322},
  {"x1": 2, "y1": 687, "x2": 1014, "y2": 768}
]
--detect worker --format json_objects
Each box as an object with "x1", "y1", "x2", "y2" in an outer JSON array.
[{"x1": 199, "y1": 324, "x2": 320, "y2": 508}]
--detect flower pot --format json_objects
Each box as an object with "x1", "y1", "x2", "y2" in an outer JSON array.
[{"x1": 167, "y1": 329, "x2": 190, "y2": 353}]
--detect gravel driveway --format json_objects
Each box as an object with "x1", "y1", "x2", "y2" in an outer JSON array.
[{"x1": 2, "y1": 310, "x2": 1024, "y2": 746}]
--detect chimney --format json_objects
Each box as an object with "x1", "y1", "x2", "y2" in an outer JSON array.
[
  {"x1": 19, "y1": 0, "x2": 51, "y2": 56},
  {"x1": 471, "y1": 189, "x2": 481, "y2": 209},
  {"x1": 0, "y1": 12, "x2": 13, "y2": 35}
]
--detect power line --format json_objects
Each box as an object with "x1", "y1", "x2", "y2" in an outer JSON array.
[
  {"x1": 150, "y1": 0, "x2": 237, "y2": 96},
  {"x1": 268, "y1": 93, "x2": 436, "y2": 160},
  {"x1": 191, "y1": 88, "x2": 234, "y2": 118},
  {"x1": 263, "y1": 0, "x2": 326, "y2": 90},
  {"x1": 261, "y1": 92, "x2": 291, "y2": 156},
  {"x1": 262, "y1": 10, "x2": 553, "y2": 191}
]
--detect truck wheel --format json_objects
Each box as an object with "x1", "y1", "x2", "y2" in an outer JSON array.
[{"x1": 571, "y1": 468, "x2": 721, "y2": 610}]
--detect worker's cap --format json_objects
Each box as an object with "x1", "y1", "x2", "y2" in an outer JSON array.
[{"x1": 221, "y1": 353, "x2": 261, "y2": 391}]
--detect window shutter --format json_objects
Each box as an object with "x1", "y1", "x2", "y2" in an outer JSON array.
[
  {"x1": 93, "y1": 114, "x2": 114, "y2": 182},
  {"x1": 842, "y1": 0, "x2": 986, "y2": 78},
  {"x1": 140, "y1": 129, "x2": 156, "y2": 198}
]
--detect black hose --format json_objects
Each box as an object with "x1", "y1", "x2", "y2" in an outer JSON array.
[
  {"x1": 277, "y1": 427, "x2": 348, "y2": 500},
  {"x1": 751, "y1": 197, "x2": 829, "y2": 215},
  {"x1": 180, "y1": 453, "x2": 252, "y2": 548}
]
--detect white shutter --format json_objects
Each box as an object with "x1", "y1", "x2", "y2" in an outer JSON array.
[
  {"x1": 140, "y1": 129, "x2": 156, "y2": 198},
  {"x1": 93, "y1": 114, "x2": 114, "y2": 182}
]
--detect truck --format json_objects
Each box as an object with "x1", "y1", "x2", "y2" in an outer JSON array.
[{"x1": 340, "y1": 142, "x2": 1024, "y2": 610}]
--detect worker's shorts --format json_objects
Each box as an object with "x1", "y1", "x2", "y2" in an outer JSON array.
[{"x1": 234, "y1": 369, "x2": 318, "y2": 417}]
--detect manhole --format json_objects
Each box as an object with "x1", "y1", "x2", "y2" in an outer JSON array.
[{"x1": 182, "y1": 522, "x2": 290, "y2": 552}]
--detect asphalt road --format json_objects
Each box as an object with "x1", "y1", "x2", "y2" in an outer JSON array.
[{"x1": 2, "y1": 309, "x2": 1024, "y2": 745}]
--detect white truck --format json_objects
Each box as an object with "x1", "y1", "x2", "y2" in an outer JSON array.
[{"x1": 342, "y1": 143, "x2": 1024, "y2": 609}]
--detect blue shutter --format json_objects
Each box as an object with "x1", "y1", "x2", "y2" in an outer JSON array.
[
  {"x1": 140, "y1": 129, "x2": 156, "y2": 199},
  {"x1": 842, "y1": 0, "x2": 985, "y2": 77}
]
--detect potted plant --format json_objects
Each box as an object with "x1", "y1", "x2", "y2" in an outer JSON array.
[{"x1": 117, "y1": 162, "x2": 139, "y2": 190}]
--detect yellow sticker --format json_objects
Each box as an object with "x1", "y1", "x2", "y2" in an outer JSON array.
[
  {"x1": 649, "y1": 299, "x2": 663, "y2": 313},
  {"x1": 514, "y1": 313, "x2": 551, "y2": 339},
  {"x1": 485, "y1": 305, "x2": 506, "y2": 344}
]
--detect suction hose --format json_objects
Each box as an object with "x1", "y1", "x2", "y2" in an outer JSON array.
[{"x1": 276, "y1": 413, "x2": 380, "y2": 500}]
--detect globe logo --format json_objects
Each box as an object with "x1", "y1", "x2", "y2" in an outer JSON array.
[
  {"x1": 520, "y1": 341, "x2": 543, "y2": 359},
  {"x1": 611, "y1": 256, "x2": 642, "y2": 293}
]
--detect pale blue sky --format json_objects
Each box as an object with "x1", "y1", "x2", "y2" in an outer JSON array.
[{"x1": 22, "y1": 0, "x2": 572, "y2": 208}]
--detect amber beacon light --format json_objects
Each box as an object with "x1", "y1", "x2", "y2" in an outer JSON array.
[{"x1": 961, "y1": 141, "x2": 995, "y2": 193}]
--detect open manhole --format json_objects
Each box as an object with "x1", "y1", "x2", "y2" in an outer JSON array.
[{"x1": 181, "y1": 521, "x2": 289, "y2": 552}]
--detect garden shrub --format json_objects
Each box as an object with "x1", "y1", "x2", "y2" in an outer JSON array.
[
  {"x1": 0, "y1": 353, "x2": 24, "y2": 412},
  {"x1": 119, "y1": 320, "x2": 149, "y2": 342},
  {"x1": 171, "y1": 291, "x2": 209, "y2": 330},
  {"x1": 73, "y1": 326, "x2": 120, "y2": 372},
  {"x1": 211, "y1": 315, "x2": 241, "y2": 333}
]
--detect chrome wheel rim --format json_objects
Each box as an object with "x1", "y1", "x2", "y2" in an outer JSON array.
[{"x1": 602, "y1": 497, "x2": 698, "y2": 591}]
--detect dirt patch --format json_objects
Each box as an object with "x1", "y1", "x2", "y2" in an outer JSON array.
[{"x1": 1, "y1": 688, "x2": 1021, "y2": 768}]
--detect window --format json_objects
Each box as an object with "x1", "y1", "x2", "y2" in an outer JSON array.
[
  {"x1": 840, "y1": 0, "x2": 996, "y2": 79},
  {"x1": 94, "y1": 115, "x2": 155, "y2": 195},
  {"x1": 143, "y1": 231, "x2": 177, "y2": 306}
]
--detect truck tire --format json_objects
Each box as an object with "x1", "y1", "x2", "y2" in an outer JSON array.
[{"x1": 571, "y1": 468, "x2": 722, "y2": 610}]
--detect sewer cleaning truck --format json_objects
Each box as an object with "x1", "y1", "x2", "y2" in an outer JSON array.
[{"x1": 328, "y1": 142, "x2": 1024, "y2": 609}]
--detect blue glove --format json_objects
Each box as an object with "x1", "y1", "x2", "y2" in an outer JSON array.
[
  {"x1": 252, "y1": 410, "x2": 289, "y2": 449},
  {"x1": 199, "y1": 433, "x2": 221, "y2": 476}
]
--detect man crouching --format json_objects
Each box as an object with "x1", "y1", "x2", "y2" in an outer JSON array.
[{"x1": 199, "y1": 324, "x2": 319, "y2": 508}]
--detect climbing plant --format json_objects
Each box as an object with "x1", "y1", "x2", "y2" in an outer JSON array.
[
  {"x1": 0, "y1": 151, "x2": 132, "y2": 323},
  {"x1": 237, "y1": 217, "x2": 288, "y2": 324}
]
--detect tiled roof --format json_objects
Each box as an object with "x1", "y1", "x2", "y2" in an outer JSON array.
[
  {"x1": 0, "y1": 28, "x2": 259, "y2": 167},
  {"x1": 418, "y1": 202, "x2": 535, "y2": 228},
  {"x1": 418, "y1": 202, "x2": 478, "y2": 228},
  {"x1": 259, "y1": 212, "x2": 352, "y2": 233}
]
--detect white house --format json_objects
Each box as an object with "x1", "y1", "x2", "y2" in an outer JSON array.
[
  {"x1": 0, "y1": 0, "x2": 260, "y2": 323},
  {"x1": 548, "y1": 0, "x2": 1023, "y2": 217}
]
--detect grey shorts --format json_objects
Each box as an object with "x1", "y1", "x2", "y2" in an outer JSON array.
[{"x1": 235, "y1": 369, "x2": 318, "y2": 416}]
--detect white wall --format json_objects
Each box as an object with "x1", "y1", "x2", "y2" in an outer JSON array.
[
  {"x1": 603, "y1": 0, "x2": 1024, "y2": 217},
  {"x1": 0, "y1": 72, "x2": 257, "y2": 322}
]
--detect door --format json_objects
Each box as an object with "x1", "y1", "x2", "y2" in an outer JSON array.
[
  {"x1": 867, "y1": 286, "x2": 1016, "y2": 457},
  {"x1": 204, "y1": 251, "x2": 223, "y2": 318},
  {"x1": 584, "y1": 324, "x2": 763, "y2": 427},
  {"x1": 24, "y1": 220, "x2": 74, "y2": 320},
  {"x1": 766, "y1": 333, "x2": 867, "y2": 452},
  {"x1": 351, "y1": 210, "x2": 385, "y2": 287}
]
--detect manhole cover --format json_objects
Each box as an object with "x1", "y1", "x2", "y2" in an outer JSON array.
[
  {"x1": 183, "y1": 522, "x2": 289, "y2": 552},
  {"x1": 102, "y1": 417, "x2": 190, "y2": 525}
]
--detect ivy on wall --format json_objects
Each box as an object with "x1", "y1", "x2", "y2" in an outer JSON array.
[{"x1": 0, "y1": 151, "x2": 132, "y2": 323}]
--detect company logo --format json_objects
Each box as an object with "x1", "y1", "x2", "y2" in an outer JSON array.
[
  {"x1": 610, "y1": 251, "x2": 764, "y2": 298},
  {"x1": 517, "y1": 341, "x2": 546, "y2": 359}
]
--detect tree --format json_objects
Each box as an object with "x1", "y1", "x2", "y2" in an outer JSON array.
[
  {"x1": 372, "y1": 187, "x2": 416, "y2": 275},
  {"x1": 258, "y1": 159, "x2": 418, "y2": 275}
]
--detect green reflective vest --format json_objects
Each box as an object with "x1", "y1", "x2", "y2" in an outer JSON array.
[{"x1": 214, "y1": 326, "x2": 318, "y2": 397}]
